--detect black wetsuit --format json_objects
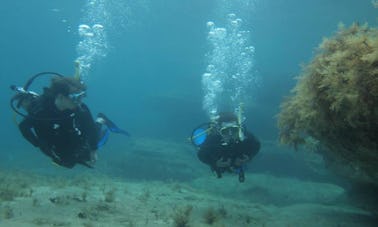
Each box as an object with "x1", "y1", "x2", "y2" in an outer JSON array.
[
  {"x1": 18, "y1": 95, "x2": 99, "y2": 168},
  {"x1": 197, "y1": 130, "x2": 260, "y2": 180}
]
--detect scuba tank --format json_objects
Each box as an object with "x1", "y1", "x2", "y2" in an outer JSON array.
[{"x1": 10, "y1": 72, "x2": 64, "y2": 118}]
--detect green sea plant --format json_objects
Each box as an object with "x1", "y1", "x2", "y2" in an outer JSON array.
[
  {"x1": 78, "y1": 202, "x2": 115, "y2": 222},
  {"x1": 49, "y1": 195, "x2": 71, "y2": 205},
  {"x1": 2, "y1": 206, "x2": 14, "y2": 219},
  {"x1": 80, "y1": 191, "x2": 88, "y2": 202},
  {"x1": 203, "y1": 207, "x2": 218, "y2": 225},
  {"x1": 172, "y1": 205, "x2": 193, "y2": 227},
  {"x1": 278, "y1": 23, "x2": 378, "y2": 184},
  {"x1": 32, "y1": 218, "x2": 69, "y2": 226},
  {"x1": 104, "y1": 188, "x2": 116, "y2": 203},
  {"x1": 0, "y1": 173, "x2": 32, "y2": 201},
  {"x1": 217, "y1": 205, "x2": 228, "y2": 218},
  {"x1": 0, "y1": 186, "x2": 17, "y2": 201},
  {"x1": 137, "y1": 188, "x2": 151, "y2": 203},
  {"x1": 32, "y1": 198, "x2": 40, "y2": 207},
  {"x1": 82, "y1": 222, "x2": 94, "y2": 227}
]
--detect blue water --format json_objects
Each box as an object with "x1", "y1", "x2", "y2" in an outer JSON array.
[{"x1": 0, "y1": 0, "x2": 376, "y2": 172}]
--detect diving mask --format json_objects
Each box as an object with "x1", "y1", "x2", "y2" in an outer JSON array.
[
  {"x1": 219, "y1": 122, "x2": 242, "y2": 144},
  {"x1": 68, "y1": 91, "x2": 86, "y2": 104}
]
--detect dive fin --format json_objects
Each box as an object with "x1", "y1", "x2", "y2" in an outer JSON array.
[{"x1": 98, "y1": 113, "x2": 130, "y2": 136}]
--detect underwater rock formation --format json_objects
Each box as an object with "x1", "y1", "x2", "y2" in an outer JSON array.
[{"x1": 278, "y1": 23, "x2": 378, "y2": 185}]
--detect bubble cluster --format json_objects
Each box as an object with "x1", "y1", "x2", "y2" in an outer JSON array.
[
  {"x1": 76, "y1": 23, "x2": 107, "y2": 79},
  {"x1": 74, "y1": 0, "x2": 149, "y2": 80},
  {"x1": 75, "y1": 0, "x2": 109, "y2": 80},
  {"x1": 202, "y1": 14, "x2": 257, "y2": 119},
  {"x1": 214, "y1": 0, "x2": 258, "y2": 22}
]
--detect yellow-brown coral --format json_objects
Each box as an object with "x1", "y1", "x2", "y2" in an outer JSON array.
[{"x1": 278, "y1": 23, "x2": 378, "y2": 184}]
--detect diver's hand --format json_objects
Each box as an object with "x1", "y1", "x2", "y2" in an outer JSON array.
[
  {"x1": 234, "y1": 154, "x2": 250, "y2": 166},
  {"x1": 216, "y1": 157, "x2": 231, "y2": 168}
]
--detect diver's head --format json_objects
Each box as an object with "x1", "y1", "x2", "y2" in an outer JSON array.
[
  {"x1": 50, "y1": 76, "x2": 86, "y2": 111},
  {"x1": 214, "y1": 112, "x2": 243, "y2": 144}
]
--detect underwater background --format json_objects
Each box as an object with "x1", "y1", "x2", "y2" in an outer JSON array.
[
  {"x1": 0, "y1": 0, "x2": 377, "y2": 226},
  {"x1": 1, "y1": 0, "x2": 375, "y2": 168}
]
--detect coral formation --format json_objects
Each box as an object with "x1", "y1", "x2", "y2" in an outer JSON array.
[{"x1": 278, "y1": 23, "x2": 378, "y2": 184}]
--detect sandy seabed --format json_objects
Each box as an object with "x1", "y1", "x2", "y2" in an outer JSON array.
[
  {"x1": 1, "y1": 171, "x2": 377, "y2": 227},
  {"x1": 1, "y1": 138, "x2": 377, "y2": 226}
]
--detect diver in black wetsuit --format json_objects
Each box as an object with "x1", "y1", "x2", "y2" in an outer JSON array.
[
  {"x1": 12, "y1": 74, "x2": 129, "y2": 168},
  {"x1": 191, "y1": 112, "x2": 260, "y2": 182}
]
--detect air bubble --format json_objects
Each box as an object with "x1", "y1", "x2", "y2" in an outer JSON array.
[
  {"x1": 202, "y1": 13, "x2": 257, "y2": 119},
  {"x1": 92, "y1": 24, "x2": 104, "y2": 30},
  {"x1": 207, "y1": 21, "x2": 215, "y2": 29}
]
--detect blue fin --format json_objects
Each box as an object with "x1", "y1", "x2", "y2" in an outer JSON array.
[
  {"x1": 97, "y1": 128, "x2": 111, "y2": 148},
  {"x1": 108, "y1": 126, "x2": 130, "y2": 136},
  {"x1": 98, "y1": 113, "x2": 130, "y2": 136}
]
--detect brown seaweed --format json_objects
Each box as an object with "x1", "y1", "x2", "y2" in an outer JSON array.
[{"x1": 278, "y1": 23, "x2": 378, "y2": 184}]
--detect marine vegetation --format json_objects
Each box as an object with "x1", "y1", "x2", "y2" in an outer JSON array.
[
  {"x1": 278, "y1": 23, "x2": 378, "y2": 184},
  {"x1": 172, "y1": 205, "x2": 193, "y2": 227},
  {"x1": 203, "y1": 207, "x2": 218, "y2": 225}
]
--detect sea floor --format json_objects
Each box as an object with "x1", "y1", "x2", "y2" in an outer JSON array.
[
  {"x1": 1, "y1": 171, "x2": 377, "y2": 227},
  {"x1": 1, "y1": 138, "x2": 377, "y2": 226}
]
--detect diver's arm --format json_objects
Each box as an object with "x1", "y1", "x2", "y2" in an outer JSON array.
[
  {"x1": 198, "y1": 141, "x2": 223, "y2": 171},
  {"x1": 197, "y1": 147, "x2": 213, "y2": 166},
  {"x1": 198, "y1": 146, "x2": 228, "y2": 178},
  {"x1": 242, "y1": 131, "x2": 261, "y2": 158},
  {"x1": 18, "y1": 118, "x2": 40, "y2": 147},
  {"x1": 77, "y1": 104, "x2": 99, "y2": 150}
]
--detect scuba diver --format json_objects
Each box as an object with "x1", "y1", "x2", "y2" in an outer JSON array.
[
  {"x1": 10, "y1": 72, "x2": 129, "y2": 168},
  {"x1": 190, "y1": 111, "x2": 260, "y2": 182}
]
